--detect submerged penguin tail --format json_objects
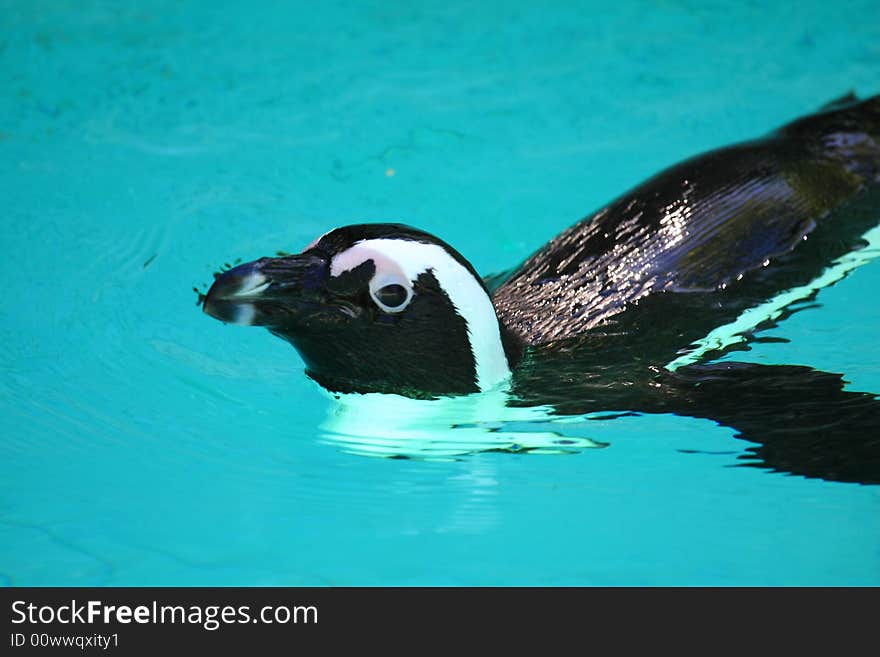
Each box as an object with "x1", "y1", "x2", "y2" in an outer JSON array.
[
  {"x1": 818, "y1": 90, "x2": 860, "y2": 112},
  {"x1": 781, "y1": 91, "x2": 880, "y2": 143},
  {"x1": 816, "y1": 90, "x2": 880, "y2": 117}
]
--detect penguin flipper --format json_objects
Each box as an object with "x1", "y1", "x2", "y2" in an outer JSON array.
[
  {"x1": 495, "y1": 95, "x2": 880, "y2": 345},
  {"x1": 665, "y1": 362, "x2": 880, "y2": 485},
  {"x1": 605, "y1": 187, "x2": 880, "y2": 370}
]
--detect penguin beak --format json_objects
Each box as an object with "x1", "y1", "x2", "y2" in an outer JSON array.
[{"x1": 202, "y1": 253, "x2": 327, "y2": 326}]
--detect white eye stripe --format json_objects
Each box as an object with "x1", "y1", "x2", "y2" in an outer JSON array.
[
  {"x1": 330, "y1": 245, "x2": 404, "y2": 279},
  {"x1": 331, "y1": 244, "x2": 415, "y2": 311},
  {"x1": 329, "y1": 238, "x2": 511, "y2": 392}
]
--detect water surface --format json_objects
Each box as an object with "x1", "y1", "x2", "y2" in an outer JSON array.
[{"x1": 2, "y1": 0, "x2": 879, "y2": 585}]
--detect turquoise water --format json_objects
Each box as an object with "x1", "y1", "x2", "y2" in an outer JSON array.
[{"x1": 3, "y1": 1, "x2": 879, "y2": 585}]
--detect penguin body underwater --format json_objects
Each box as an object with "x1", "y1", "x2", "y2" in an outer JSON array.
[{"x1": 202, "y1": 92, "x2": 880, "y2": 483}]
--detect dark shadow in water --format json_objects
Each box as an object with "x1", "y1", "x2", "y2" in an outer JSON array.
[
  {"x1": 508, "y1": 287, "x2": 880, "y2": 485},
  {"x1": 667, "y1": 363, "x2": 879, "y2": 484},
  {"x1": 512, "y1": 348, "x2": 880, "y2": 485}
]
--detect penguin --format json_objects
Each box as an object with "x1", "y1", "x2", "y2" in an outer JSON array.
[{"x1": 201, "y1": 92, "x2": 880, "y2": 482}]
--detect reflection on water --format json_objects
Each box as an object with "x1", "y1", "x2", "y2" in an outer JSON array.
[{"x1": 318, "y1": 387, "x2": 608, "y2": 459}]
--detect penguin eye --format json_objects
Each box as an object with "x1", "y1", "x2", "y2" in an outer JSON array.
[{"x1": 370, "y1": 282, "x2": 412, "y2": 313}]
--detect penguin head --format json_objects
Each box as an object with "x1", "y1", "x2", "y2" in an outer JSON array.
[{"x1": 202, "y1": 224, "x2": 516, "y2": 398}]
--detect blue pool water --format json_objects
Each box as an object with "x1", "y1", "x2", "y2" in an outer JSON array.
[{"x1": 3, "y1": 1, "x2": 879, "y2": 585}]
